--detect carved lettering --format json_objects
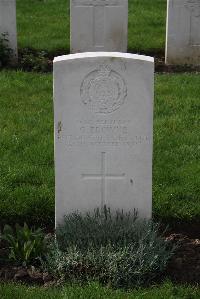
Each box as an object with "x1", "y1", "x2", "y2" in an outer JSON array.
[
  {"x1": 64, "y1": 119, "x2": 149, "y2": 147},
  {"x1": 66, "y1": 135, "x2": 149, "y2": 147}
]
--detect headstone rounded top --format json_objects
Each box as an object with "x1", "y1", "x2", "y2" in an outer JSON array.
[{"x1": 53, "y1": 52, "x2": 154, "y2": 63}]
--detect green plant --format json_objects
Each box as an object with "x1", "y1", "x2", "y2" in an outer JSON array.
[
  {"x1": 20, "y1": 50, "x2": 51, "y2": 72},
  {"x1": 0, "y1": 33, "x2": 13, "y2": 66},
  {"x1": 43, "y1": 208, "x2": 176, "y2": 289},
  {"x1": 56, "y1": 206, "x2": 138, "y2": 251},
  {"x1": 0, "y1": 223, "x2": 46, "y2": 266}
]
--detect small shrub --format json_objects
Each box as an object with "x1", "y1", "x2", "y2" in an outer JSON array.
[
  {"x1": 43, "y1": 207, "x2": 176, "y2": 289},
  {"x1": 0, "y1": 33, "x2": 13, "y2": 66},
  {"x1": 57, "y1": 206, "x2": 138, "y2": 251},
  {"x1": 20, "y1": 50, "x2": 51, "y2": 72},
  {"x1": 0, "y1": 223, "x2": 46, "y2": 266}
]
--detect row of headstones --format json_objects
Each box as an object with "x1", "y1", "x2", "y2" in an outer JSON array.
[
  {"x1": 1, "y1": 0, "x2": 200, "y2": 65},
  {"x1": 0, "y1": 1, "x2": 197, "y2": 225}
]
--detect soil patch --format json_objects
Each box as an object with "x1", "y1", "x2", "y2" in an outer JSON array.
[
  {"x1": 0, "y1": 265, "x2": 54, "y2": 286},
  {"x1": 0, "y1": 232, "x2": 200, "y2": 286},
  {"x1": 166, "y1": 234, "x2": 200, "y2": 284}
]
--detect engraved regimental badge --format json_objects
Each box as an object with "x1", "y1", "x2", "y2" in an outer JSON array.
[
  {"x1": 185, "y1": 0, "x2": 200, "y2": 17},
  {"x1": 80, "y1": 65, "x2": 127, "y2": 114}
]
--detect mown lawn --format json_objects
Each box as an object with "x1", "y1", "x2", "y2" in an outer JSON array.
[
  {"x1": 16, "y1": 0, "x2": 166, "y2": 53},
  {"x1": 0, "y1": 70, "x2": 199, "y2": 227},
  {"x1": 1, "y1": 282, "x2": 200, "y2": 299},
  {"x1": 0, "y1": 71, "x2": 54, "y2": 227},
  {"x1": 154, "y1": 74, "x2": 200, "y2": 223}
]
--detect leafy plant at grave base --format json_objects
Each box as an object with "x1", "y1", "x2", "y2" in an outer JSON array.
[
  {"x1": 19, "y1": 50, "x2": 51, "y2": 72},
  {"x1": 0, "y1": 33, "x2": 13, "y2": 66},
  {"x1": 43, "y1": 207, "x2": 176, "y2": 289},
  {"x1": 0, "y1": 223, "x2": 46, "y2": 266},
  {"x1": 56, "y1": 206, "x2": 138, "y2": 251}
]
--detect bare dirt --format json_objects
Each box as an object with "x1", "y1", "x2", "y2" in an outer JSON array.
[{"x1": 165, "y1": 234, "x2": 200, "y2": 284}]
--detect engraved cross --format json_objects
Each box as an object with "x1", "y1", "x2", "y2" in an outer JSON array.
[
  {"x1": 185, "y1": 0, "x2": 200, "y2": 46},
  {"x1": 73, "y1": 0, "x2": 121, "y2": 49},
  {"x1": 82, "y1": 152, "x2": 125, "y2": 207}
]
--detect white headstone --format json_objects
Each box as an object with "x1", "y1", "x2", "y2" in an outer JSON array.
[
  {"x1": 0, "y1": 0, "x2": 17, "y2": 62},
  {"x1": 54, "y1": 52, "x2": 154, "y2": 225},
  {"x1": 166, "y1": 0, "x2": 200, "y2": 65},
  {"x1": 70, "y1": 0, "x2": 128, "y2": 53}
]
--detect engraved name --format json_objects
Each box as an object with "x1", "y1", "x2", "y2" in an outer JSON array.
[{"x1": 64, "y1": 119, "x2": 149, "y2": 147}]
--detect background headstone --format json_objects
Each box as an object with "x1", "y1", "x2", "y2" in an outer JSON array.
[
  {"x1": 0, "y1": 0, "x2": 18, "y2": 62},
  {"x1": 166, "y1": 0, "x2": 200, "y2": 65},
  {"x1": 70, "y1": 0, "x2": 128, "y2": 53},
  {"x1": 54, "y1": 53, "x2": 154, "y2": 225}
]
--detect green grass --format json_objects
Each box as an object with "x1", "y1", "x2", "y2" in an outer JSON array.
[
  {"x1": 16, "y1": 0, "x2": 166, "y2": 53},
  {"x1": 0, "y1": 71, "x2": 199, "y2": 227},
  {"x1": 128, "y1": 0, "x2": 166, "y2": 53},
  {"x1": 0, "y1": 71, "x2": 54, "y2": 227},
  {"x1": 1, "y1": 282, "x2": 200, "y2": 299},
  {"x1": 154, "y1": 74, "x2": 200, "y2": 223}
]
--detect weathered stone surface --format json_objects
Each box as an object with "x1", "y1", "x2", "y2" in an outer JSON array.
[
  {"x1": 0, "y1": 0, "x2": 17, "y2": 62},
  {"x1": 53, "y1": 52, "x2": 154, "y2": 225},
  {"x1": 70, "y1": 0, "x2": 128, "y2": 53},
  {"x1": 166, "y1": 0, "x2": 200, "y2": 65}
]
